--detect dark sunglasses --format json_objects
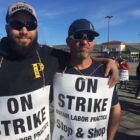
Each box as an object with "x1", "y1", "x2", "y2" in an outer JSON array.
[
  {"x1": 69, "y1": 33, "x2": 95, "y2": 41},
  {"x1": 8, "y1": 20, "x2": 37, "y2": 31}
]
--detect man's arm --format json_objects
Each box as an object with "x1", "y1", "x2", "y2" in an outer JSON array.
[
  {"x1": 107, "y1": 103, "x2": 121, "y2": 140},
  {"x1": 93, "y1": 57, "x2": 118, "y2": 88}
]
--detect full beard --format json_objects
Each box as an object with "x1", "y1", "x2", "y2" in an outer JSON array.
[{"x1": 8, "y1": 34, "x2": 38, "y2": 57}]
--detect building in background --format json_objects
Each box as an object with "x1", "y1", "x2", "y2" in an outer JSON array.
[{"x1": 53, "y1": 40, "x2": 140, "y2": 62}]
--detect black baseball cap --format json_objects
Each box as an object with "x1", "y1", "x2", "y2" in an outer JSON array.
[{"x1": 68, "y1": 18, "x2": 99, "y2": 37}]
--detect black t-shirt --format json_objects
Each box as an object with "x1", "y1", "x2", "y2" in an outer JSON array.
[{"x1": 59, "y1": 60, "x2": 119, "y2": 106}]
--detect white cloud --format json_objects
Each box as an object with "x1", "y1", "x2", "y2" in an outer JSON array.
[
  {"x1": 131, "y1": 9, "x2": 140, "y2": 17},
  {"x1": 38, "y1": 10, "x2": 64, "y2": 17},
  {"x1": 38, "y1": 6, "x2": 78, "y2": 18}
]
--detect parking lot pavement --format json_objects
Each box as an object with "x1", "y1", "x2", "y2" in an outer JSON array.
[{"x1": 115, "y1": 79, "x2": 140, "y2": 140}]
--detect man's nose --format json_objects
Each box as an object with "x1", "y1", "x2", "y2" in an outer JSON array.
[
  {"x1": 80, "y1": 38, "x2": 88, "y2": 44},
  {"x1": 20, "y1": 26, "x2": 28, "y2": 34}
]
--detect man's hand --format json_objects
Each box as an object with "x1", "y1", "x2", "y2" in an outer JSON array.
[{"x1": 93, "y1": 57, "x2": 118, "y2": 88}]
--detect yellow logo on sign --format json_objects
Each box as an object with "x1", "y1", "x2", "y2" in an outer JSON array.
[{"x1": 32, "y1": 63, "x2": 44, "y2": 78}]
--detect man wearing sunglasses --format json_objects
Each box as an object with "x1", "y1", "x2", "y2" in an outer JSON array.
[
  {"x1": 52, "y1": 19, "x2": 121, "y2": 140},
  {"x1": 0, "y1": 2, "x2": 118, "y2": 140},
  {"x1": 0, "y1": 2, "x2": 58, "y2": 140}
]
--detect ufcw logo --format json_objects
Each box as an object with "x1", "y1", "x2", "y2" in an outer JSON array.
[{"x1": 32, "y1": 63, "x2": 44, "y2": 78}]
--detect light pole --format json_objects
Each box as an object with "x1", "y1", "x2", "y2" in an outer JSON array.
[{"x1": 105, "y1": 16, "x2": 113, "y2": 53}]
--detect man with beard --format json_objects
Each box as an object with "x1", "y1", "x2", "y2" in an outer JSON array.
[
  {"x1": 52, "y1": 19, "x2": 121, "y2": 140},
  {"x1": 0, "y1": 2, "x2": 59, "y2": 139},
  {"x1": 0, "y1": 2, "x2": 118, "y2": 140}
]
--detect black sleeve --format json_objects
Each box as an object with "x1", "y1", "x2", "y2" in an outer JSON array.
[
  {"x1": 111, "y1": 86, "x2": 119, "y2": 106},
  {"x1": 51, "y1": 48, "x2": 70, "y2": 70}
]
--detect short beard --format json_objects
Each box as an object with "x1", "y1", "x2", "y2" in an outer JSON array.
[
  {"x1": 75, "y1": 52, "x2": 91, "y2": 61},
  {"x1": 8, "y1": 34, "x2": 38, "y2": 57}
]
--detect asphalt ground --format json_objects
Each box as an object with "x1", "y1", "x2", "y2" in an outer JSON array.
[{"x1": 115, "y1": 62, "x2": 140, "y2": 140}]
